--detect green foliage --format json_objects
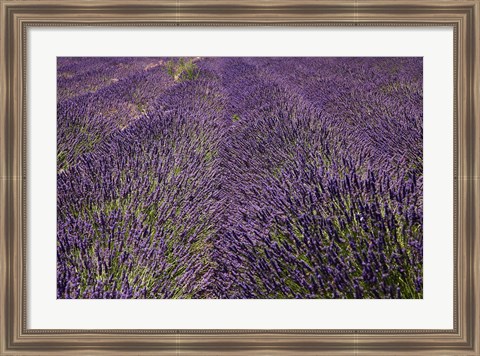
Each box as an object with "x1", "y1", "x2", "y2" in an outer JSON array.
[
  {"x1": 165, "y1": 58, "x2": 200, "y2": 82},
  {"x1": 57, "y1": 150, "x2": 68, "y2": 172}
]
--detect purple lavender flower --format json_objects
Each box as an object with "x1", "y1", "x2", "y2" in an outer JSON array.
[{"x1": 57, "y1": 57, "x2": 423, "y2": 299}]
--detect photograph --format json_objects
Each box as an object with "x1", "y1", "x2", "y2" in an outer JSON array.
[{"x1": 57, "y1": 57, "x2": 423, "y2": 299}]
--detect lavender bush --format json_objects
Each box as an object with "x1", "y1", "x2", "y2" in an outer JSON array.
[{"x1": 57, "y1": 57, "x2": 423, "y2": 299}]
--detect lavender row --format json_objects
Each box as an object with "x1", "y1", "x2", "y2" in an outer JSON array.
[
  {"x1": 57, "y1": 75, "x2": 230, "y2": 298},
  {"x1": 57, "y1": 59, "x2": 175, "y2": 172}
]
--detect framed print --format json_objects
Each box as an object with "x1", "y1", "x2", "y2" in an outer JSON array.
[
  {"x1": 54, "y1": 55, "x2": 425, "y2": 300},
  {"x1": 1, "y1": 0, "x2": 479, "y2": 355}
]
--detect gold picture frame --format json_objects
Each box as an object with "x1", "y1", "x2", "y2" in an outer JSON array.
[{"x1": 1, "y1": 0, "x2": 479, "y2": 354}]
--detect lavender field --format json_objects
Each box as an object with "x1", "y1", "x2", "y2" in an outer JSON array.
[{"x1": 57, "y1": 57, "x2": 423, "y2": 299}]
